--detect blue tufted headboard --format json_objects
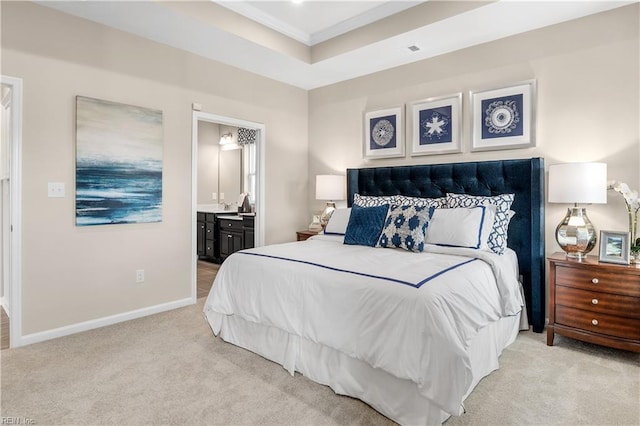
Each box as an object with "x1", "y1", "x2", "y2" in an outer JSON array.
[{"x1": 347, "y1": 157, "x2": 545, "y2": 333}]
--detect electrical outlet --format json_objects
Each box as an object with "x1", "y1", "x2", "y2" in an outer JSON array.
[
  {"x1": 136, "y1": 269, "x2": 145, "y2": 283},
  {"x1": 211, "y1": 192, "x2": 217, "y2": 201},
  {"x1": 219, "y1": 193, "x2": 225, "y2": 201},
  {"x1": 48, "y1": 182, "x2": 65, "y2": 198}
]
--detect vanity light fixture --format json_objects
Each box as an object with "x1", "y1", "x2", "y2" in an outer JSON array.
[{"x1": 219, "y1": 132, "x2": 233, "y2": 145}]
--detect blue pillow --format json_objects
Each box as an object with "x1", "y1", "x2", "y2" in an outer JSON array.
[{"x1": 344, "y1": 204, "x2": 389, "y2": 247}]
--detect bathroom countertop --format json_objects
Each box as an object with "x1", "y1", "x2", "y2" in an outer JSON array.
[
  {"x1": 197, "y1": 204, "x2": 233, "y2": 214},
  {"x1": 197, "y1": 205, "x2": 256, "y2": 216}
]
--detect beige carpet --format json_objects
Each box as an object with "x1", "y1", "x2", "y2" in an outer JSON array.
[{"x1": 1, "y1": 299, "x2": 638, "y2": 425}]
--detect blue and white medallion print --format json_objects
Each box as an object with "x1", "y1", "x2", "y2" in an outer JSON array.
[
  {"x1": 419, "y1": 106, "x2": 452, "y2": 145},
  {"x1": 377, "y1": 205, "x2": 434, "y2": 252},
  {"x1": 369, "y1": 115, "x2": 397, "y2": 150},
  {"x1": 76, "y1": 96, "x2": 163, "y2": 226},
  {"x1": 481, "y1": 94, "x2": 523, "y2": 139}
]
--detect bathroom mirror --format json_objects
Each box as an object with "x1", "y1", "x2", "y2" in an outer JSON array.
[{"x1": 218, "y1": 146, "x2": 242, "y2": 206}]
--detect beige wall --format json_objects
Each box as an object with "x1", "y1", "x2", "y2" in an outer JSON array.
[
  {"x1": 309, "y1": 4, "x2": 640, "y2": 258},
  {"x1": 1, "y1": 2, "x2": 308, "y2": 335}
]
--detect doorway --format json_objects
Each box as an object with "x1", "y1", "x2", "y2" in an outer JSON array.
[
  {"x1": 191, "y1": 110, "x2": 265, "y2": 301},
  {"x1": 1, "y1": 75, "x2": 23, "y2": 348}
]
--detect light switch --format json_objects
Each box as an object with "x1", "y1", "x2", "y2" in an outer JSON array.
[{"x1": 48, "y1": 182, "x2": 65, "y2": 198}]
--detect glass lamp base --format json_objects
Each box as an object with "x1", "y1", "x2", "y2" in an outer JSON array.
[
  {"x1": 555, "y1": 207, "x2": 597, "y2": 260},
  {"x1": 320, "y1": 202, "x2": 336, "y2": 227}
]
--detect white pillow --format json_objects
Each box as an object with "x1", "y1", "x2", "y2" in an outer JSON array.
[
  {"x1": 446, "y1": 193, "x2": 514, "y2": 254},
  {"x1": 426, "y1": 206, "x2": 495, "y2": 250},
  {"x1": 324, "y1": 208, "x2": 352, "y2": 235}
]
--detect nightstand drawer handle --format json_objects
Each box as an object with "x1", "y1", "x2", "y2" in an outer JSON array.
[
  {"x1": 591, "y1": 298, "x2": 599, "y2": 305},
  {"x1": 591, "y1": 319, "x2": 598, "y2": 326},
  {"x1": 591, "y1": 278, "x2": 599, "y2": 284}
]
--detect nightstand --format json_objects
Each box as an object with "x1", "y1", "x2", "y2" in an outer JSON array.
[
  {"x1": 296, "y1": 230, "x2": 320, "y2": 241},
  {"x1": 547, "y1": 252, "x2": 640, "y2": 352}
]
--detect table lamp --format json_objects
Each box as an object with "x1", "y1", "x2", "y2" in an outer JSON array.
[
  {"x1": 548, "y1": 162, "x2": 607, "y2": 259},
  {"x1": 316, "y1": 175, "x2": 344, "y2": 227}
]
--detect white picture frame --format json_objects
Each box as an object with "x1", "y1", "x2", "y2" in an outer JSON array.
[
  {"x1": 363, "y1": 107, "x2": 404, "y2": 159},
  {"x1": 598, "y1": 230, "x2": 630, "y2": 265},
  {"x1": 470, "y1": 80, "x2": 536, "y2": 152},
  {"x1": 408, "y1": 93, "x2": 462, "y2": 156}
]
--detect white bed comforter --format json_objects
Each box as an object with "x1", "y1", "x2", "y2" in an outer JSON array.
[{"x1": 204, "y1": 235, "x2": 523, "y2": 415}]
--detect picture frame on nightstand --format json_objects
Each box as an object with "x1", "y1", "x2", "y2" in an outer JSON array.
[{"x1": 598, "y1": 230, "x2": 630, "y2": 264}]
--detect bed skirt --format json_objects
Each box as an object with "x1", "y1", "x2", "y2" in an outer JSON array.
[{"x1": 205, "y1": 310, "x2": 521, "y2": 425}]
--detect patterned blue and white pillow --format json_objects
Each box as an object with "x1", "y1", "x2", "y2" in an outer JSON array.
[
  {"x1": 446, "y1": 193, "x2": 514, "y2": 254},
  {"x1": 377, "y1": 205, "x2": 435, "y2": 252},
  {"x1": 354, "y1": 193, "x2": 446, "y2": 209},
  {"x1": 353, "y1": 193, "x2": 399, "y2": 207},
  {"x1": 397, "y1": 195, "x2": 447, "y2": 209}
]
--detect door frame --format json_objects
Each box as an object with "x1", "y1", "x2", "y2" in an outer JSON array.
[
  {"x1": 191, "y1": 111, "x2": 265, "y2": 301},
  {"x1": 1, "y1": 75, "x2": 23, "y2": 348}
]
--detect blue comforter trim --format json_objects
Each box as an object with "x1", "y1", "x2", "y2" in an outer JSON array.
[{"x1": 239, "y1": 252, "x2": 477, "y2": 288}]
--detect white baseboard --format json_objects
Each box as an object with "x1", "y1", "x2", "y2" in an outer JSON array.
[{"x1": 16, "y1": 296, "x2": 196, "y2": 347}]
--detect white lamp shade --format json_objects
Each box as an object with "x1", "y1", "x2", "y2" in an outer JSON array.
[
  {"x1": 316, "y1": 175, "x2": 345, "y2": 201},
  {"x1": 548, "y1": 162, "x2": 607, "y2": 204}
]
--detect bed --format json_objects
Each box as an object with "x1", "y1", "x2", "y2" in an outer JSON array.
[{"x1": 204, "y1": 158, "x2": 545, "y2": 425}]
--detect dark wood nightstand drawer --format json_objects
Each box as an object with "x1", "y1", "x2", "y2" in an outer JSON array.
[
  {"x1": 555, "y1": 305, "x2": 640, "y2": 340},
  {"x1": 556, "y1": 265, "x2": 640, "y2": 297},
  {"x1": 556, "y1": 286, "x2": 640, "y2": 319},
  {"x1": 297, "y1": 230, "x2": 319, "y2": 241}
]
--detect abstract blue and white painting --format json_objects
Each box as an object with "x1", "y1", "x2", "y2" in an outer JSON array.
[
  {"x1": 410, "y1": 93, "x2": 461, "y2": 156},
  {"x1": 363, "y1": 107, "x2": 404, "y2": 159},
  {"x1": 471, "y1": 80, "x2": 535, "y2": 152},
  {"x1": 369, "y1": 115, "x2": 397, "y2": 150},
  {"x1": 75, "y1": 96, "x2": 163, "y2": 226},
  {"x1": 481, "y1": 94, "x2": 523, "y2": 139},
  {"x1": 419, "y1": 106, "x2": 452, "y2": 145}
]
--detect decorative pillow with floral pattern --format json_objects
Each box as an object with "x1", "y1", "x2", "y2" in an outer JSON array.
[{"x1": 377, "y1": 205, "x2": 435, "y2": 252}]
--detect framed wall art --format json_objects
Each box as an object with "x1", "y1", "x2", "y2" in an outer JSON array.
[
  {"x1": 408, "y1": 93, "x2": 462, "y2": 156},
  {"x1": 363, "y1": 107, "x2": 404, "y2": 159},
  {"x1": 76, "y1": 96, "x2": 163, "y2": 226},
  {"x1": 470, "y1": 80, "x2": 536, "y2": 152},
  {"x1": 598, "y1": 230, "x2": 630, "y2": 265}
]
